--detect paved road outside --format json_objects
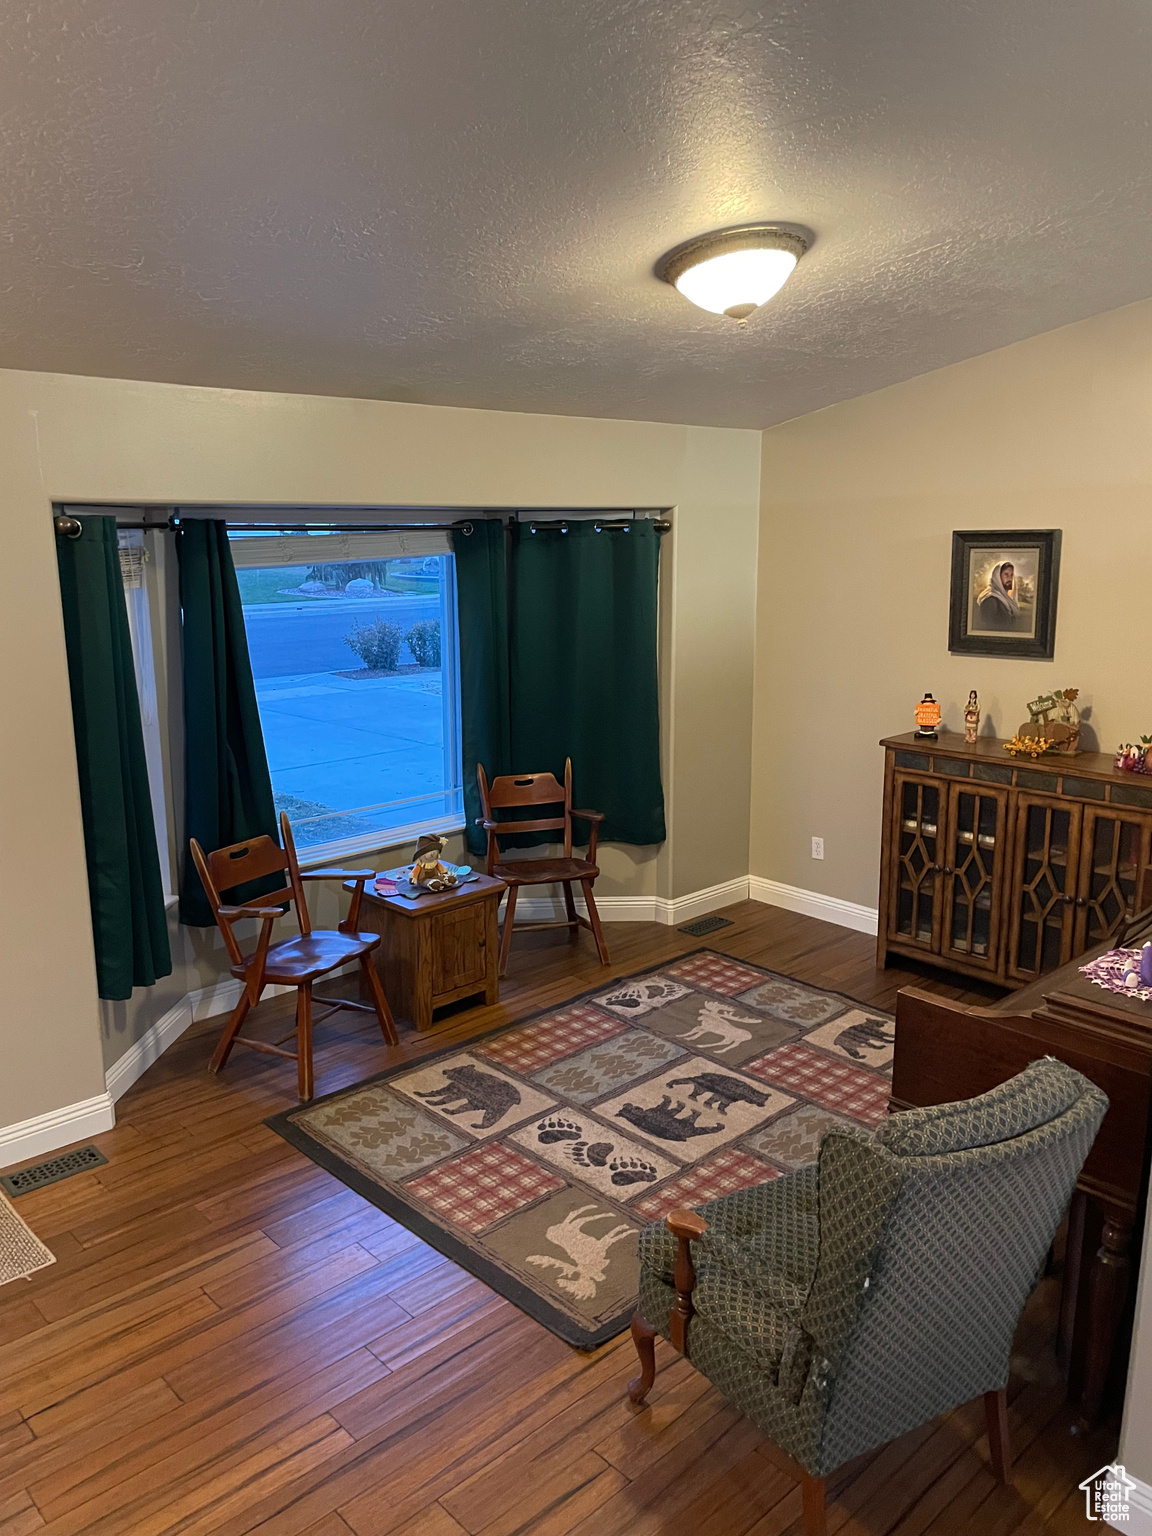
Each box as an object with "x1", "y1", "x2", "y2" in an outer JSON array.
[{"x1": 244, "y1": 592, "x2": 440, "y2": 680}]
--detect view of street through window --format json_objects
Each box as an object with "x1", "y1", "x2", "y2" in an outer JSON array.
[{"x1": 236, "y1": 554, "x2": 463, "y2": 848}]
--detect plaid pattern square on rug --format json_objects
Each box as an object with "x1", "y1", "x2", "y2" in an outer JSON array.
[
  {"x1": 630, "y1": 1147, "x2": 780, "y2": 1223},
  {"x1": 744, "y1": 1042, "x2": 892, "y2": 1126},
  {"x1": 663, "y1": 953, "x2": 770, "y2": 997},
  {"x1": 268, "y1": 951, "x2": 895, "y2": 1347},
  {"x1": 477, "y1": 1004, "x2": 624, "y2": 1073},
  {"x1": 403, "y1": 1144, "x2": 565, "y2": 1233}
]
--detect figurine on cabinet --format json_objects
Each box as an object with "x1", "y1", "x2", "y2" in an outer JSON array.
[
  {"x1": 964, "y1": 690, "x2": 980, "y2": 745},
  {"x1": 1116, "y1": 741, "x2": 1152, "y2": 776},
  {"x1": 914, "y1": 693, "x2": 942, "y2": 740},
  {"x1": 410, "y1": 833, "x2": 460, "y2": 890},
  {"x1": 1018, "y1": 688, "x2": 1081, "y2": 755}
]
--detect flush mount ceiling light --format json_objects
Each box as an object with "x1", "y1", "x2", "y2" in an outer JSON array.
[{"x1": 657, "y1": 224, "x2": 809, "y2": 322}]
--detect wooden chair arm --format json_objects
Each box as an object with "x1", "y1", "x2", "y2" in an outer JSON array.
[
  {"x1": 227, "y1": 906, "x2": 284, "y2": 999},
  {"x1": 335, "y1": 874, "x2": 370, "y2": 934},
  {"x1": 571, "y1": 808, "x2": 604, "y2": 862},
  {"x1": 665, "y1": 1208, "x2": 707, "y2": 1353},
  {"x1": 666, "y1": 1209, "x2": 708, "y2": 1242},
  {"x1": 476, "y1": 818, "x2": 501, "y2": 874}
]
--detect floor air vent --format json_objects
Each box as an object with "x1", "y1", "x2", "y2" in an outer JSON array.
[
  {"x1": 1, "y1": 1144, "x2": 108, "y2": 1197},
  {"x1": 677, "y1": 915, "x2": 734, "y2": 937}
]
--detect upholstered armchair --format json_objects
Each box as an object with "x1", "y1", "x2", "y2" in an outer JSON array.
[{"x1": 628, "y1": 1058, "x2": 1107, "y2": 1536}]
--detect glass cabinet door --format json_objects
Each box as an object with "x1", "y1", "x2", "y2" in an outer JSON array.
[
  {"x1": 940, "y1": 784, "x2": 1007, "y2": 970},
  {"x1": 1008, "y1": 795, "x2": 1083, "y2": 981},
  {"x1": 888, "y1": 774, "x2": 942, "y2": 951},
  {"x1": 1074, "y1": 808, "x2": 1152, "y2": 955}
]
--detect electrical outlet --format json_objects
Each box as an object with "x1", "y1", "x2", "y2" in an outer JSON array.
[{"x1": 811, "y1": 836, "x2": 825, "y2": 860}]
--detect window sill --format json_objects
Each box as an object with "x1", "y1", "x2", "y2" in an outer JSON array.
[{"x1": 296, "y1": 816, "x2": 467, "y2": 871}]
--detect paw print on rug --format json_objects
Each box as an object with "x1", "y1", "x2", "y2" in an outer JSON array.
[
  {"x1": 571, "y1": 1141, "x2": 614, "y2": 1168},
  {"x1": 609, "y1": 1155, "x2": 658, "y2": 1186},
  {"x1": 536, "y1": 1116, "x2": 582, "y2": 1144}
]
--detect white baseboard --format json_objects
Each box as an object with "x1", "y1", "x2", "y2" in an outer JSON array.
[
  {"x1": 748, "y1": 876, "x2": 879, "y2": 937},
  {"x1": 1093, "y1": 1462, "x2": 1152, "y2": 1536},
  {"x1": 0, "y1": 1092, "x2": 116, "y2": 1170},
  {"x1": 1107, "y1": 1469, "x2": 1152, "y2": 1533},
  {"x1": 512, "y1": 876, "x2": 750, "y2": 928},
  {"x1": 104, "y1": 975, "x2": 300, "y2": 1104},
  {"x1": 91, "y1": 873, "x2": 867, "y2": 1121}
]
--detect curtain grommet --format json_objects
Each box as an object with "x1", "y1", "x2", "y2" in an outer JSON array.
[{"x1": 54, "y1": 513, "x2": 83, "y2": 540}]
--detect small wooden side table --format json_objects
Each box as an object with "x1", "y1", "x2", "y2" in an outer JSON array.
[{"x1": 346, "y1": 873, "x2": 506, "y2": 1031}]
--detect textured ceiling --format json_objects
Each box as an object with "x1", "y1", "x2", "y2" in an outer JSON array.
[{"x1": 3, "y1": 1, "x2": 1152, "y2": 429}]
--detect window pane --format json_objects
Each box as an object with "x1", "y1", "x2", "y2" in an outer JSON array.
[{"x1": 235, "y1": 549, "x2": 463, "y2": 851}]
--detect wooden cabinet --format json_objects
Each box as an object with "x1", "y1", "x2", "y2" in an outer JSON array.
[
  {"x1": 351, "y1": 873, "x2": 507, "y2": 1031},
  {"x1": 879, "y1": 733, "x2": 1152, "y2": 987},
  {"x1": 888, "y1": 773, "x2": 944, "y2": 953},
  {"x1": 941, "y1": 781, "x2": 1009, "y2": 973}
]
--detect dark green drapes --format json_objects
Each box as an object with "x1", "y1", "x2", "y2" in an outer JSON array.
[
  {"x1": 56, "y1": 517, "x2": 172, "y2": 1001},
  {"x1": 452, "y1": 519, "x2": 665, "y2": 855},
  {"x1": 177, "y1": 520, "x2": 278, "y2": 925},
  {"x1": 453, "y1": 520, "x2": 512, "y2": 856}
]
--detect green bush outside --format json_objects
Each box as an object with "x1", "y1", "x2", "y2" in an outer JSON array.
[
  {"x1": 344, "y1": 617, "x2": 403, "y2": 670},
  {"x1": 406, "y1": 619, "x2": 441, "y2": 668}
]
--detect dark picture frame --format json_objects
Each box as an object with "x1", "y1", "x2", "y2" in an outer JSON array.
[{"x1": 948, "y1": 529, "x2": 1061, "y2": 659}]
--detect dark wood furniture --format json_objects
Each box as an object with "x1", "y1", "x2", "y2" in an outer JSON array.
[
  {"x1": 189, "y1": 811, "x2": 398, "y2": 1101},
  {"x1": 878, "y1": 731, "x2": 1152, "y2": 987},
  {"x1": 891, "y1": 896, "x2": 1152, "y2": 1426},
  {"x1": 352, "y1": 872, "x2": 506, "y2": 1031},
  {"x1": 476, "y1": 757, "x2": 610, "y2": 975}
]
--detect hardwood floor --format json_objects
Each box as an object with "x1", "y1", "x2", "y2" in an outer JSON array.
[{"x1": 0, "y1": 902, "x2": 1113, "y2": 1535}]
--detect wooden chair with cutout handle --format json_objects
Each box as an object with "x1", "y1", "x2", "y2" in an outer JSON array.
[
  {"x1": 476, "y1": 757, "x2": 610, "y2": 976},
  {"x1": 189, "y1": 811, "x2": 398, "y2": 1101}
]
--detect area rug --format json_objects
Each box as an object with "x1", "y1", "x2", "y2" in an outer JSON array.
[
  {"x1": 267, "y1": 951, "x2": 895, "y2": 1347},
  {"x1": 0, "y1": 1191, "x2": 56, "y2": 1287}
]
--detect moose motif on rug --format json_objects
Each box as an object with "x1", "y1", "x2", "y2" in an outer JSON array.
[
  {"x1": 676, "y1": 999, "x2": 756, "y2": 1054},
  {"x1": 525, "y1": 1205, "x2": 634, "y2": 1301}
]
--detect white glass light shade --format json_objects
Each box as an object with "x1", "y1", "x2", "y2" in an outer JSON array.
[
  {"x1": 658, "y1": 226, "x2": 809, "y2": 321},
  {"x1": 673, "y1": 246, "x2": 798, "y2": 319}
]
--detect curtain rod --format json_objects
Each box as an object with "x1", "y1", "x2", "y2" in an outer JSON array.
[{"x1": 54, "y1": 513, "x2": 671, "y2": 539}]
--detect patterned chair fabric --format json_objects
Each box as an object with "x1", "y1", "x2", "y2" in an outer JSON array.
[
  {"x1": 636, "y1": 1056, "x2": 1107, "y2": 1477},
  {"x1": 873, "y1": 1057, "x2": 1085, "y2": 1157}
]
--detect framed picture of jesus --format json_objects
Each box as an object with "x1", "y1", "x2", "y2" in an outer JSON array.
[{"x1": 948, "y1": 529, "x2": 1061, "y2": 658}]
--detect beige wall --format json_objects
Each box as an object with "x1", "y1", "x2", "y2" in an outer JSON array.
[
  {"x1": 750, "y1": 294, "x2": 1152, "y2": 1484},
  {"x1": 751, "y1": 297, "x2": 1152, "y2": 912},
  {"x1": 0, "y1": 368, "x2": 759, "y2": 1124}
]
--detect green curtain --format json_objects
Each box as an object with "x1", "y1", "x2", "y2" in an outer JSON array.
[
  {"x1": 177, "y1": 520, "x2": 279, "y2": 925},
  {"x1": 452, "y1": 519, "x2": 512, "y2": 857},
  {"x1": 508, "y1": 521, "x2": 665, "y2": 846},
  {"x1": 56, "y1": 517, "x2": 172, "y2": 1000}
]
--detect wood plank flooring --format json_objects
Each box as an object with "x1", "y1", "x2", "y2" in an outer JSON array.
[{"x1": 0, "y1": 902, "x2": 1114, "y2": 1535}]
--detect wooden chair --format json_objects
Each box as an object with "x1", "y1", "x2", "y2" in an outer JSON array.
[
  {"x1": 476, "y1": 758, "x2": 610, "y2": 976},
  {"x1": 189, "y1": 811, "x2": 398, "y2": 1101}
]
